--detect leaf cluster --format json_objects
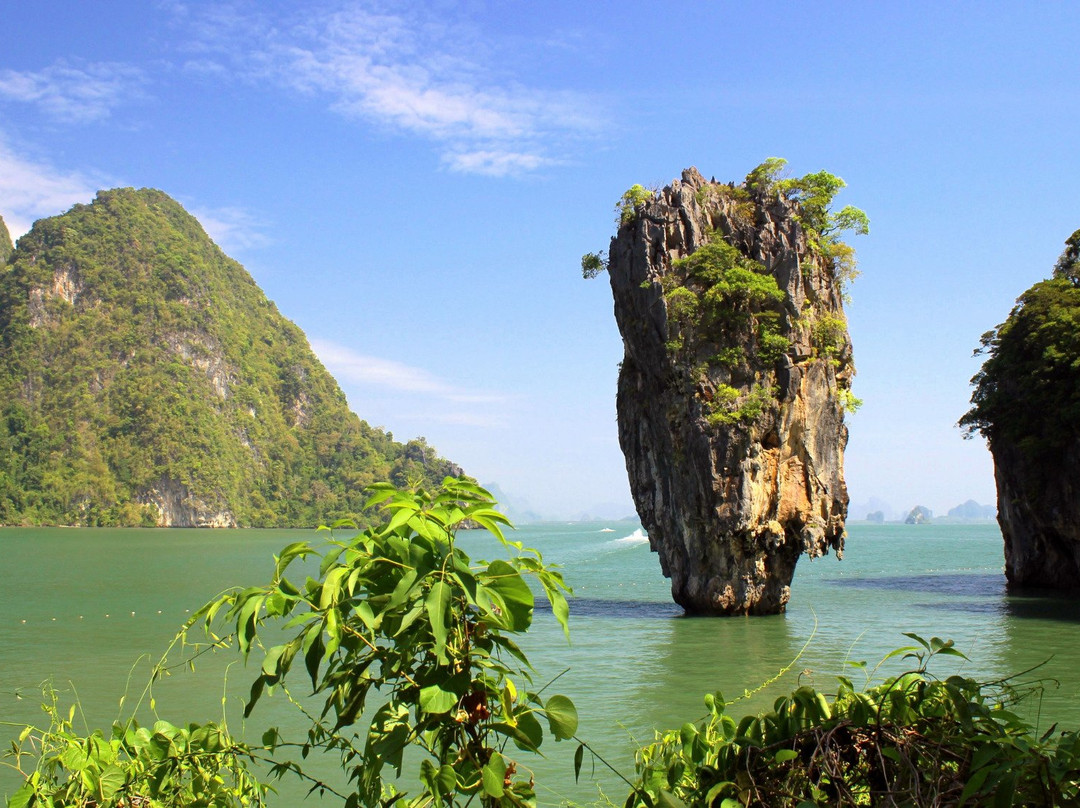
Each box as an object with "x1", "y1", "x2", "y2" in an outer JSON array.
[
  {"x1": 193, "y1": 477, "x2": 577, "y2": 808},
  {"x1": 581, "y1": 251, "x2": 609, "y2": 280},
  {"x1": 629, "y1": 634, "x2": 1080, "y2": 807},
  {"x1": 5, "y1": 685, "x2": 268, "y2": 808},
  {"x1": 617, "y1": 185, "x2": 655, "y2": 226},
  {"x1": 669, "y1": 239, "x2": 786, "y2": 351},
  {"x1": 742, "y1": 159, "x2": 868, "y2": 296},
  {"x1": 704, "y1": 384, "x2": 776, "y2": 428}
]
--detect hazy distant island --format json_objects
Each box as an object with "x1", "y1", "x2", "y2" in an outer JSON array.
[
  {"x1": 0, "y1": 191, "x2": 461, "y2": 528},
  {"x1": 854, "y1": 498, "x2": 996, "y2": 524}
]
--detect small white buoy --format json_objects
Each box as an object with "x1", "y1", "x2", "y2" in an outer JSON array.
[
  {"x1": 79, "y1": 616, "x2": 83, "y2": 619},
  {"x1": 21, "y1": 619, "x2": 26, "y2": 623},
  {"x1": 131, "y1": 611, "x2": 135, "y2": 616},
  {"x1": 51, "y1": 617, "x2": 56, "y2": 621},
  {"x1": 105, "y1": 614, "x2": 110, "y2": 618},
  {"x1": 157, "y1": 610, "x2": 162, "y2": 614}
]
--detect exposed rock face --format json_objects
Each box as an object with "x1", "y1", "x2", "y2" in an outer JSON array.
[
  {"x1": 142, "y1": 479, "x2": 237, "y2": 528},
  {"x1": 994, "y1": 443, "x2": 1080, "y2": 587},
  {"x1": 607, "y1": 167, "x2": 854, "y2": 615}
]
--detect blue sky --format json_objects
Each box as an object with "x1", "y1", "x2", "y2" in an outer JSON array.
[{"x1": 2, "y1": 1, "x2": 1078, "y2": 520}]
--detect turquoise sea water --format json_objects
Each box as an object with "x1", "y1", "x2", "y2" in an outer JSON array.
[{"x1": 4, "y1": 521, "x2": 1080, "y2": 805}]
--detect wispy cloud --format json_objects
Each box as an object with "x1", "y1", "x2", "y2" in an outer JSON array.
[
  {"x1": 310, "y1": 338, "x2": 508, "y2": 405},
  {"x1": 180, "y1": 1, "x2": 600, "y2": 176},
  {"x1": 0, "y1": 138, "x2": 105, "y2": 236},
  {"x1": 189, "y1": 205, "x2": 271, "y2": 252},
  {"x1": 0, "y1": 59, "x2": 146, "y2": 123},
  {"x1": 442, "y1": 150, "x2": 560, "y2": 176}
]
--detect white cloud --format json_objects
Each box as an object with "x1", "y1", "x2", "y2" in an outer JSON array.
[
  {"x1": 443, "y1": 149, "x2": 559, "y2": 177},
  {"x1": 182, "y1": 1, "x2": 599, "y2": 175},
  {"x1": 189, "y1": 205, "x2": 271, "y2": 252},
  {"x1": 310, "y1": 338, "x2": 508, "y2": 406},
  {"x1": 0, "y1": 59, "x2": 145, "y2": 123},
  {"x1": 0, "y1": 138, "x2": 105, "y2": 236}
]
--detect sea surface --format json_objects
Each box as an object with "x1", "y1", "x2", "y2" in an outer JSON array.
[{"x1": 4, "y1": 521, "x2": 1080, "y2": 805}]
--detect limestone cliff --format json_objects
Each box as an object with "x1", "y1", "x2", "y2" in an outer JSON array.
[
  {"x1": 605, "y1": 166, "x2": 858, "y2": 614},
  {"x1": 962, "y1": 230, "x2": 1080, "y2": 588},
  {"x1": 992, "y1": 443, "x2": 1080, "y2": 588}
]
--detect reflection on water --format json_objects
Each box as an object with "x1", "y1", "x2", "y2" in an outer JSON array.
[
  {"x1": 1006, "y1": 591, "x2": 1080, "y2": 621},
  {"x1": 538, "y1": 596, "x2": 682, "y2": 619},
  {"x1": 830, "y1": 572, "x2": 1006, "y2": 598}
]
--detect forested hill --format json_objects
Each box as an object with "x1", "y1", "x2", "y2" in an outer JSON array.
[
  {"x1": 0, "y1": 189, "x2": 461, "y2": 527},
  {"x1": 0, "y1": 214, "x2": 12, "y2": 264}
]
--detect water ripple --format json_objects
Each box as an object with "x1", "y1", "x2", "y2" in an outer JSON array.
[
  {"x1": 828, "y1": 573, "x2": 1006, "y2": 597},
  {"x1": 538, "y1": 596, "x2": 682, "y2": 619}
]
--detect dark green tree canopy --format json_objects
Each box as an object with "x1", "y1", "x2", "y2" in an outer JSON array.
[{"x1": 962, "y1": 231, "x2": 1080, "y2": 459}]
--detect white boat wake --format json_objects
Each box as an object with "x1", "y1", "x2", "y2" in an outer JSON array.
[{"x1": 608, "y1": 527, "x2": 649, "y2": 547}]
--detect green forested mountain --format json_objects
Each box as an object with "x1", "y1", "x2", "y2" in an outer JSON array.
[
  {"x1": 0, "y1": 214, "x2": 12, "y2": 264},
  {"x1": 0, "y1": 189, "x2": 461, "y2": 527}
]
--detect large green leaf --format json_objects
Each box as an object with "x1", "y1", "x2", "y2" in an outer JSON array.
[
  {"x1": 425, "y1": 580, "x2": 451, "y2": 659},
  {"x1": 419, "y1": 685, "x2": 458, "y2": 715},
  {"x1": 544, "y1": 694, "x2": 578, "y2": 740},
  {"x1": 481, "y1": 560, "x2": 533, "y2": 632},
  {"x1": 481, "y1": 751, "x2": 506, "y2": 797},
  {"x1": 6, "y1": 783, "x2": 32, "y2": 808}
]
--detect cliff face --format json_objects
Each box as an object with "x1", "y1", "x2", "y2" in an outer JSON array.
[
  {"x1": 993, "y1": 442, "x2": 1080, "y2": 587},
  {"x1": 962, "y1": 233, "x2": 1080, "y2": 588},
  {"x1": 0, "y1": 188, "x2": 461, "y2": 527},
  {"x1": 607, "y1": 167, "x2": 854, "y2": 615}
]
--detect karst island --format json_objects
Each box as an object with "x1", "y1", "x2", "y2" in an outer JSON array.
[{"x1": 585, "y1": 160, "x2": 867, "y2": 615}]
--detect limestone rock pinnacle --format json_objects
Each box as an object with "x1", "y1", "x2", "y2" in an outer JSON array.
[{"x1": 606, "y1": 166, "x2": 855, "y2": 614}]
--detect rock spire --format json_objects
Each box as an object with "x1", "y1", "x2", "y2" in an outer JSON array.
[{"x1": 605, "y1": 166, "x2": 857, "y2": 614}]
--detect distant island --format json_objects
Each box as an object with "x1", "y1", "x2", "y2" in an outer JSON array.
[
  {"x1": 854, "y1": 499, "x2": 996, "y2": 524},
  {"x1": 0, "y1": 190, "x2": 460, "y2": 527}
]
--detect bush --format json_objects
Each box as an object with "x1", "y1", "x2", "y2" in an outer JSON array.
[
  {"x1": 627, "y1": 634, "x2": 1080, "y2": 807},
  {"x1": 617, "y1": 185, "x2": 654, "y2": 225}
]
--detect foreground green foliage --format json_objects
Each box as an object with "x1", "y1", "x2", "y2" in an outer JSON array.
[
  {"x1": 0, "y1": 189, "x2": 458, "y2": 526},
  {"x1": 630, "y1": 635, "x2": 1080, "y2": 807},
  {"x1": 196, "y1": 476, "x2": 576, "y2": 808},
  {"x1": 961, "y1": 229, "x2": 1080, "y2": 462},
  {"x1": 5, "y1": 688, "x2": 267, "y2": 808}
]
